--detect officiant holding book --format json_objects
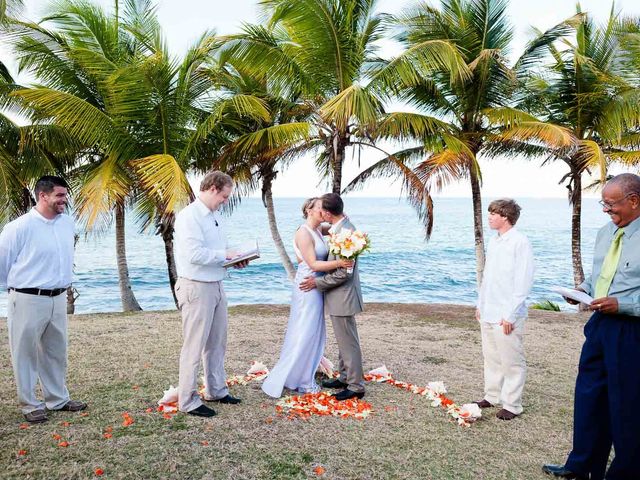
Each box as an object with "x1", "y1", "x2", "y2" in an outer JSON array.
[{"x1": 173, "y1": 170, "x2": 249, "y2": 418}]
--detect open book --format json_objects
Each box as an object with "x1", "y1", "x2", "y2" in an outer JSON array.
[
  {"x1": 552, "y1": 286, "x2": 594, "y2": 305},
  {"x1": 223, "y1": 240, "x2": 260, "y2": 268}
]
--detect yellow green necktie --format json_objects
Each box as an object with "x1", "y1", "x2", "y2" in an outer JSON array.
[{"x1": 594, "y1": 228, "x2": 625, "y2": 298}]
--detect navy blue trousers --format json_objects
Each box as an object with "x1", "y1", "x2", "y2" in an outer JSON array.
[{"x1": 565, "y1": 312, "x2": 640, "y2": 480}]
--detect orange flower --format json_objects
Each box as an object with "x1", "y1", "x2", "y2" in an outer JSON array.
[
  {"x1": 80, "y1": 412, "x2": 90, "y2": 417},
  {"x1": 440, "y1": 397, "x2": 454, "y2": 407},
  {"x1": 162, "y1": 413, "x2": 172, "y2": 420},
  {"x1": 313, "y1": 466, "x2": 326, "y2": 476},
  {"x1": 58, "y1": 441, "x2": 70, "y2": 448},
  {"x1": 52, "y1": 433, "x2": 62, "y2": 440},
  {"x1": 104, "y1": 426, "x2": 113, "y2": 433},
  {"x1": 103, "y1": 433, "x2": 112, "y2": 439},
  {"x1": 94, "y1": 468, "x2": 104, "y2": 476},
  {"x1": 200, "y1": 440, "x2": 209, "y2": 446},
  {"x1": 121, "y1": 413, "x2": 134, "y2": 427},
  {"x1": 264, "y1": 417, "x2": 273, "y2": 424},
  {"x1": 60, "y1": 421, "x2": 71, "y2": 427},
  {"x1": 18, "y1": 449, "x2": 27, "y2": 456},
  {"x1": 19, "y1": 423, "x2": 29, "y2": 430}
]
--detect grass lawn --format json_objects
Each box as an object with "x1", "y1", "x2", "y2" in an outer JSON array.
[{"x1": 0, "y1": 303, "x2": 587, "y2": 479}]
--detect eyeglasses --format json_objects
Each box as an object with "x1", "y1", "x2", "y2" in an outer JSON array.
[{"x1": 599, "y1": 194, "x2": 634, "y2": 210}]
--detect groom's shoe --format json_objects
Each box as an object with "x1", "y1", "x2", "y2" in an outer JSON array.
[
  {"x1": 186, "y1": 405, "x2": 217, "y2": 418},
  {"x1": 542, "y1": 464, "x2": 588, "y2": 479},
  {"x1": 208, "y1": 395, "x2": 242, "y2": 405},
  {"x1": 322, "y1": 379, "x2": 348, "y2": 389},
  {"x1": 333, "y1": 389, "x2": 365, "y2": 401}
]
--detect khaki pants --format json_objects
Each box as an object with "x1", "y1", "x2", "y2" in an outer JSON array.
[
  {"x1": 331, "y1": 315, "x2": 365, "y2": 393},
  {"x1": 481, "y1": 321, "x2": 527, "y2": 414},
  {"x1": 7, "y1": 290, "x2": 70, "y2": 414},
  {"x1": 176, "y1": 278, "x2": 229, "y2": 412}
]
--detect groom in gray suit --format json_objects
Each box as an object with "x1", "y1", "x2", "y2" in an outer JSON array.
[{"x1": 299, "y1": 193, "x2": 365, "y2": 400}]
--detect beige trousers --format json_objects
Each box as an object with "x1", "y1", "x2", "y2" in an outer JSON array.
[
  {"x1": 480, "y1": 321, "x2": 527, "y2": 415},
  {"x1": 176, "y1": 277, "x2": 229, "y2": 412},
  {"x1": 7, "y1": 290, "x2": 70, "y2": 414},
  {"x1": 331, "y1": 315, "x2": 365, "y2": 393}
]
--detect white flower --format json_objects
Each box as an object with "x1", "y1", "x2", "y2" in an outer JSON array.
[
  {"x1": 457, "y1": 403, "x2": 482, "y2": 421},
  {"x1": 158, "y1": 385, "x2": 179, "y2": 405},
  {"x1": 427, "y1": 381, "x2": 447, "y2": 395}
]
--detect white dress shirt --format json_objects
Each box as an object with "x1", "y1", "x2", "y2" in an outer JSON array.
[
  {"x1": 0, "y1": 209, "x2": 75, "y2": 290},
  {"x1": 174, "y1": 198, "x2": 228, "y2": 282},
  {"x1": 477, "y1": 227, "x2": 535, "y2": 324},
  {"x1": 328, "y1": 216, "x2": 347, "y2": 234}
]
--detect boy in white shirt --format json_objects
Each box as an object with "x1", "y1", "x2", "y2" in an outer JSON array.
[{"x1": 475, "y1": 198, "x2": 534, "y2": 420}]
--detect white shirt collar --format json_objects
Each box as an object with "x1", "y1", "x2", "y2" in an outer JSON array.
[
  {"x1": 194, "y1": 197, "x2": 214, "y2": 217},
  {"x1": 329, "y1": 216, "x2": 346, "y2": 234},
  {"x1": 30, "y1": 207, "x2": 59, "y2": 224},
  {"x1": 496, "y1": 226, "x2": 517, "y2": 241}
]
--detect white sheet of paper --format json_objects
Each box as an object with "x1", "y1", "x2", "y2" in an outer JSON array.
[{"x1": 552, "y1": 286, "x2": 594, "y2": 304}]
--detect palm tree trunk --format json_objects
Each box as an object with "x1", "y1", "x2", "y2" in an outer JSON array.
[
  {"x1": 115, "y1": 203, "x2": 142, "y2": 311},
  {"x1": 159, "y1": 213, "x2": 179, "y2": 308},
  {"x1": 470, "y1": 168, "x2": 486, "y2": 288},
  {"x1": 331, "y1": 133, "x2": 346, "y2": 194},
  {"x1": 570, "y1": 172, "x2": 585, "y2": 288},
  {"x1": 66, "y1": 233, "x2": 79, "y2": 314},
  {"x1": 262, "y1": 173, "x2": 295, "y2": 280}
]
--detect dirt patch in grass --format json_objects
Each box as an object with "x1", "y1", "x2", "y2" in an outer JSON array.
[{"x1": 0, "y1": 304, "x2": 590, "y2": 479}]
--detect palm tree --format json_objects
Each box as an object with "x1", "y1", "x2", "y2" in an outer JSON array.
[
  {"x1": 220, "y1": 0, "x2": 469, "y2": 196},
  {"x1": 345, "y1": 0, "x2": 575, "y2": 286},
  {"x1": 5, "y1": 0, "x2": 164, "y2": 310},
  {"x1": 6, "y1": 0, "x2": 273, "y2": 306},
  {"x1": 207, "y1": 52, "x2": 315, "y2": 280},
  {"x1": 503, "y1": 6, "x2": 640, "y2": 287}
]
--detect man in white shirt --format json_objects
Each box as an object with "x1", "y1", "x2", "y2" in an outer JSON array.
[
  {"x1": 0, "y1": 176, "x2": 87, "y2": 424},
  {"x1": 475, "y1": 198, "x2": 535, "y2": 420},
  {"x1": 173, "y1": 170, "x2": 247, "y2": 417}
]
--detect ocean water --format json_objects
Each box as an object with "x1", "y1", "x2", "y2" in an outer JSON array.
[{"x1": 0, "y1": 197, "x2": 609, "y2": 316}]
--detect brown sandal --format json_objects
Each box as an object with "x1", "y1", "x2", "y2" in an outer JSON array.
[
  {"x1": 24, "y1": 409, "x2": 48, "y2": 424},
  {"x1": 496, "y1": 408, "x2": 518, "y2": 420}
]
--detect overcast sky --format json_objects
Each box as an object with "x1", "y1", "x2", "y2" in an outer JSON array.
[{"x1": 2, "y1": 0, "x2": 639, "y2": 197}]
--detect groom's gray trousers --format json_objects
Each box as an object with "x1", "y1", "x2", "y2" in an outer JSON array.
[{"x1": 330, "y1": 315, "x2": 365, "y2": 393}]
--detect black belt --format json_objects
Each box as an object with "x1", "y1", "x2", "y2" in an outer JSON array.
[{"x1": 9, "y1": 287, "x2": 66, "y2": 297}]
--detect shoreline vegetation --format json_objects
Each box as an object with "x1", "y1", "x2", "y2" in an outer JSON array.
[{"x1": 1, "y1": 303, "x2": 588, "y2": 479}]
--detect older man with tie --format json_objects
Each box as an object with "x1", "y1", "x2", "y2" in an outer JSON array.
[
  {"x1": 543, "y1": 173, "x2": 640, "y2": 480},
  {"x1": 0, "y1": 176, "x2": 86, "y2": 424}
]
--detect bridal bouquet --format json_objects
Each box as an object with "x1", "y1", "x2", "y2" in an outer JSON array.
[{"x1": 328, "y1": 229, "x2": 370, "y2": 273}]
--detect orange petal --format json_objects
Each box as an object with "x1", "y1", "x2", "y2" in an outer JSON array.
[
  {"x1": 18, "y1": 449, "x2": 27, "y2": 456},
  {"x1": 94, "y1": 468, "x2": 104, "y2": 476},
  {"x1": 52, "y1": 433, "x2": 62, "y2": 440},
  {"x1": 200, "y1": 440, "x2": 209, "y2": 446},
  {"x1": 313, "y1": 466, "x2": 326, "y2": 476},
  {"x1": 103, "y1": 433, "x2": 112, "y2": 439},
  {"x1": 58, "y1": 441, "x2": 70, "y2": 448},
  {"x1": 19, "y1": 423, "x2": 29, "y2": 430},
  {"x1": 60, "y1": 421, "x2": 71, "y2": 427}
]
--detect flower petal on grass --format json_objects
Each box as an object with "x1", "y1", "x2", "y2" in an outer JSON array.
[
  {"x1": 94, "y1": 468, "x2": 104, "y2": 476},
  {"x1": 18, "y1": 449, "x2": 27, "y2": 456},
  {"x1": 19, "y1": 423, "x2": 29, "y2": 430}
]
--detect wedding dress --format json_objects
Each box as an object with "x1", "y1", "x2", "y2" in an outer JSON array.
[{"x1": 262, "y1": 225, "x2": 328, "y2": 398}]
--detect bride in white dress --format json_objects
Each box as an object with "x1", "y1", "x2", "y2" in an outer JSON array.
[{"x1": 262, "y1": 198, "x2": 354, "y2": 398}]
